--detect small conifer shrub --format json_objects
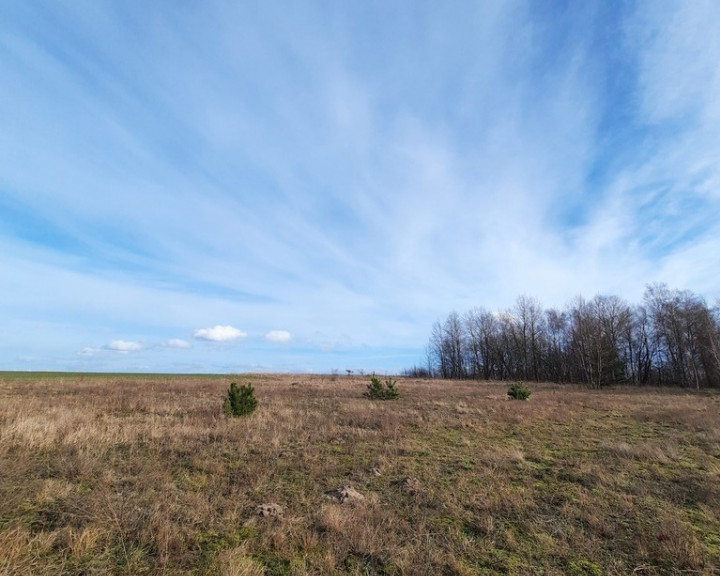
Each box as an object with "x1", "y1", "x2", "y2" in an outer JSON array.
[
  {"x1": 507, "y1": 381, "x2": 531, "y2": 400},
  {"x1": 365, "y1": 373, "x2": 400, "y2": 400},
  {"x1": 223, "y1": 382, "x2": 258, "y2": 416}
]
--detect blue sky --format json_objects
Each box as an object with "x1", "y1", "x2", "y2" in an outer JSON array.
[{"x1": 1, "y1": 1, "x2": 719, "y2": 374}]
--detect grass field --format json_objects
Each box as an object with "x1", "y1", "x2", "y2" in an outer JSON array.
[{"x1": 1, "y1": 373, "x2": 719, "y2": 575}]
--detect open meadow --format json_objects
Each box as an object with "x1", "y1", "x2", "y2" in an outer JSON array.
[{"x1": 1, "y1": 373, "x2": 719, "y2": 575}]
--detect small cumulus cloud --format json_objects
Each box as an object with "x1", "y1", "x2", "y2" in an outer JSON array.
[
  {"x1": 165, "y1": 338, "x2": 191, "y2": 349},
  {"x1": 107, "y1": 340, "x2": 142, "y2": 352},
  {"x1": 193, "y1": 325, "x2": 247, "y2": 342},
  {"x1": 265, "y1": 330, "x2": 292, "y2": 343}
]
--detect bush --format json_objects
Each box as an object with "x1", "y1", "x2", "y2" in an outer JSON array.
[
  {"x1": 223, "y1": 382, "x2": 258, "y2": 416},
  {"x1": 508, "y1": 381, "x2": 531, "y2": 400},
  {"x1": 365, "y1": 373, "x2": 400, "y2": 400}
]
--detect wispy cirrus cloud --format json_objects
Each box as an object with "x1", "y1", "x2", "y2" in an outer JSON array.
[
  {"x1": 1, "y1": 2, "x2": 718, "y2": 373},
  {"x1": 265, "y1": 330, "x2": 292, "y2": 343},
  {"x1": 164, "y1": 338, "x2": 191, "y2": 349},
  {"x1": 77, "y1": 347, "x2": 101, "y2": 357}
]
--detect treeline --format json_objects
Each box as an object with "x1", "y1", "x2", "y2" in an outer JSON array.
[{"x1": 420, "y1": 284, "x2": 720, "y2": 388}]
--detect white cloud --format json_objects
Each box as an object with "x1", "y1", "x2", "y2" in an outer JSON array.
[
  {"x1": 193, "y1": 325, "x2": 247, "y2": 342},
  {"x1": 165, "y1": 338, "x2": 191, "y2": 349},
  {"x1": 77, "y1": 347, "x2": 101, "y2": 357},
  {"x1": 265, "y1": 330, "x2": 292, "y2": 343},
  {"x1": 630, "y1": 1, "x2": 720, "y2": 124},
  {"x1": 107, "y1": 340, "x2": 142, "y2": 352}
]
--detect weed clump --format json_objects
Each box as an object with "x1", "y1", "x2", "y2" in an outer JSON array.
[
  {"x1": 508, "y1": 381, "x2": 531, "y2": 400},
  {"x1": 223, "y1": 382, "x2": 258, "y2": 416},
  {"x1": 365, "y1": 374, "x2": 400, "y2": 400}
]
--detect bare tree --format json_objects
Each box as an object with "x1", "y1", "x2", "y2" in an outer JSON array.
[
  {"x1": 428, "y1": 312, "x2": 466, "y2": 379},
  {"x1": 513, "y1": 295, "x2": 545, "y2": 381},
  {"x1": 424, "y1": 285, "x2": 719, "y2": 388},
  {"x1": 594, "y1": 295, "x2": 632, "y2": 384},
  {"x1": 464, "y1": 308, "x2": 483, "y2": 379},
  {"x1": 622, "y1": 305, "x2": 654, "y2": 385},
  {"x1": 443, "y1": 312, "x2": 466, "y2": 379},
  {"x1": 545, "y1": 307, "x2": 570, "y2": 382}
]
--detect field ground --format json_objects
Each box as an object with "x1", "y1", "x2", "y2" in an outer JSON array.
[{"x1": 1, "y1": 373, "x2": 719, "y2": 575}]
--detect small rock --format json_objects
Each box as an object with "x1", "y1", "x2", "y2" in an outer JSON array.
[
  {"x1": 396, "y1": 476, "x2": 423, "y2": 495},
  {"x1": 255, "y1": 503, "x2": 283, "y2": 517},
  {"x1": 349, "y1": 466, "x2": 381, "y2": 480},
  {"x1": 324, "y1": 485, "x2": 365, "y2": 504}
]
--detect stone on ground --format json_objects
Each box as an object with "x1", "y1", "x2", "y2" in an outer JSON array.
[{"x1": 324, "y1": 485, "x2": 365, "y2": 504}]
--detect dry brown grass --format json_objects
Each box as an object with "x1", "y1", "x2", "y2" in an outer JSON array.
[{"x1": 1, "y1": 373, "x2": 719, "y2": 575}]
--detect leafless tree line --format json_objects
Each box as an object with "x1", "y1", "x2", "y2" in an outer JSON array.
[{"x1": 424, "y1": 284, "x2": 720, "y2": 388}]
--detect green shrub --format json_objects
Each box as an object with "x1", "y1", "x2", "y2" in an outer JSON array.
[
  {"x1": 365, "y1": 373, "x2": 400, "y2": 400},
  {"x1": 223, "y1": 382, "x2": 258, "y2": 416},
  {"x1": 507, "y1": 381, "x2": 531, "y2": 400}
]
